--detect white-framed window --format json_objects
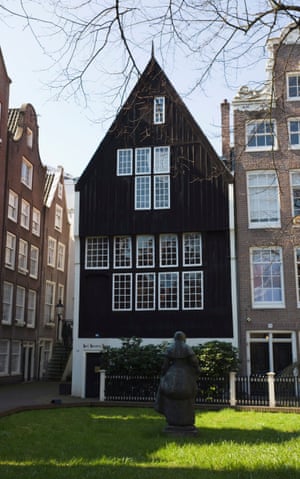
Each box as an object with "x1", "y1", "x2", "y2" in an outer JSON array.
[
  {"x1": 57, "y1": 242, "x2": 66, "y2": 271},
  {"x1": 154, "y1": 175, "x2": 170, "y2": 209},
  {"x1": 11, "y1": 341, "x2": 21, "y2": 374},
  {"x1": 182, "y1": 271, "x2": 204, "y2": 310},
  {"x1": 18, "y1": 239, "x2": 28, "y2": 273},
  {"x1": 135, "y1": 176, "x2": 151, "y2": 210},
  {"x1": 159, "y1": 272, "x2": 179, "y2": 310},
  {"x1": 58, "y1": 182, "x2": 63, "y2": 199},
  {"x1": 8, "y1": 190, "x2": 18, "y2": 222},
  {"x1": 154, "y1": 96, "x2": 165, "y2": 124},
  {"x1": 136, "y1": 235, "x2": 155, "y2": 268},
  {"x1": 290, "y1": 171, "x2": 300, "y2": 217},
  {"x1": 246, "y1": 120, "x2": 277, "y2": 151},
  {"x1": 47, "y1": 237, "x2": 57, "y2": 267},
  {"x1": 44, "y1": 281, "x2": 56, "y2": 323},
  {"x1": 160, "y1": 234, "x2": 178, "y2": 267},
  {"x1": 5, "y1": 232, "x2": 16, "y2": 269},
  {"x1": 250, "y1": 247, "x2": 285, "y2": 308},
  {"x1": 26, "y1": 127, "x2": 33, "y2": 148},
  {"x1": 288, "y1": 119, "x2": 300, "y2": 148},
  {"x1": 135, "y1": 148, "x2": 151, "y2": 174},
  {"x1": 287, "y1": 73, "x2": 300, "y2": 100},
  {"x1": 136, "y1": 273, "x2": 155, "y2": 310},
  {"x1": 114, "y1": 236, "x2": 132, "y2": 268},
  {"x1": 32, "y1": 208, "x2": 41, "y2": 236},
  {"x1": 55, "y1": 204, "x2": 63, "y2": 231},
  {"x1": 27, "y1": 290, "x2": 36, "y2": 328},
  {"x1": 117, "y1": 149, "x2": 133, "y2": 176},
  {"x1": 183, "y1": 233, "x2": 202, "y2": 266},
  {"x1": 21, "y1": 157, "x2": 33, "y2": 189},
  {"x1": 15, "y1": 286, "x2": 26, "y2": 325},
  {"x1": 57, "y1": 284, "x2": 64, "y2": 306},
  {"x1": 2, "y1": 282, "x2": 13, "y2": 325},
  {"x1": 0, "y1": 340, "x2": 9, "y2": 375},
  {"x1": 112, "y1": 273, "x2": 132, "y2": 310},
  {"x1": 29, "y1": 245, "x2": 39, "y2": 279},
  {"x1": 247, "y1": 171, "x2": 280, "y2": 228},
  {"x1": 20, "y1": 199, "x2": 30, "y2": 230},
  {"x1": 154, "y1": 147, "x2": 170, "y2": 173},
  {"x1": 85, "y1": 236, "x2": 109, "y2": 269}
]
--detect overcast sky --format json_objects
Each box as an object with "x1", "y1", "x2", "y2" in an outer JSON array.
[{"x1": 0, "y1": 6, "x2": 268, "y2": 178}]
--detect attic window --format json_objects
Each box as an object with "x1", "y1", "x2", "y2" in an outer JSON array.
[
  {"x1": 154, "y1": 97, "x2": 165, "y2": 124},
  {"x1": 26, "y1": 128, "x2": 33, "y2": 148}
]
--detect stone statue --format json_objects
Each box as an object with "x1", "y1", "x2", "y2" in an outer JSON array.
[{"x1": 154, "y1": 331, "x2": 201, "y2": 434}]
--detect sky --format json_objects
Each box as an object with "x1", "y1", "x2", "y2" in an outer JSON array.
[{"x1": 0, "y1": 6, "x2": 268, "y2": 179}]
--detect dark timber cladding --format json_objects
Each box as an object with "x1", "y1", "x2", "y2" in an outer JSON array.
[{"x1": 76, "y1": 54, "x2": 234, "y2": 339}]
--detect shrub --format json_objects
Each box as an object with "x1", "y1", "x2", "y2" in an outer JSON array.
[{"x1": 194, "y1": 341, "x2": 240, "y2": 377}]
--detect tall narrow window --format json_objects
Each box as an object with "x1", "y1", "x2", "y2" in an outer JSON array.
[
  {"x1": 159, "y1": 272, "x2": 179, "y2": 310},
  {"x1": 291, "y1": 171, "x2": 300, "y2": 217},
  {"x1": 5, "y1": 232, "x2": 16, "y2": 269},
  {"x1": 183, "y1": 233, "x2": 202, "y2": 265},
  {"x1": 57, "y1": 242, "x2": 66, "y2": 271},
  {"x1": 154, "y1": 97, "x2": 165, "y2": 124},
  {"x1": 32, "y1": 208, "x2": 41, "y2": 236},
  {"x1": 27, "y1": 290, "x2": 36, "y2": 328},
  {"x1": 20, "y1": 199, "x2": 30, "y2": 229},
  {"x1": 117, "y1": 149, "x2": 133, "y2": 175},
  {"x1": 16, "y1": 286, "x2": 26, "y2": 325},
  {"x1": 288, "y1": 119, "x2": 300, "y2": 148},
  {"x1": 44, "y1": 281, "x2": 56, "y2": 323},
  {"x1": 18, "y1": 239, "x2": 28, "y2": 273},
  {"x1": 136, "y1": 273, "x2": 155, "y2": 310},
  {"x1": 21, "y1": 157, "x2": 33, "y2": 189},
  {"x1": 247, "y1": 171, "x2": 280, "y2": 228},
  {"x1": 160, "y1": 234, "x2": 178, "y2": 267},
  {"x1": 112, "y1": 273, "x2": 132, "y2": 310},
  {"x1": 2, "y1": 282, "x2": 13, "y2": 325},
  {"x1": 47, "y1": 237, "x2": 57, "y2": 267},
  {"x1": 8, "y1": 190, "x2": 18, "y2": 222},
  {"x1": 136, "y1": 235, "x2": 155, "y2": 268},
  {"x1": 29, "y1": 245, "x2": 39, "y2": 278},
  {"x1": 55, "y1": 204, "x2": 63, "y2": 231},
  {"x1": 0, "y1": 340, "x2": 9, "y2": 375},
  {"x1": 135, "y1": 148, "x2": 151, "y2": 210},
  {"x1": 11, "y1": 341, "x2": 21, "y2": 374},
  {"x1": 246, "y1": 120, "x2": 277, "y2": 151},
  {"x1": 114, "y1": 236, "x2": 132, "y2": 268},
  {"x1": 183, "y1": 271, "x2": 204, "y2": 310},
  {"x1": 85, "y1": 236, "x2": 109, "y2": 269},
  {"x1": 26, "y1": 127, "x2": 33, "y2": 148},
  {"x1": 250, "y1": 247, "x2": 284, "y2": 308}
]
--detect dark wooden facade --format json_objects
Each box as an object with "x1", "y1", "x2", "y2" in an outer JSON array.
[{"x1": 76, "y1": 55, "x2": 234, "y2": 340}]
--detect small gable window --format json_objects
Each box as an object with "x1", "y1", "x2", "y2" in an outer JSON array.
[{"x1": 154, "y1": 97, "x2": 165, "y2": 124}]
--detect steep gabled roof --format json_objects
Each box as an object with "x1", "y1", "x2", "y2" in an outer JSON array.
[{"x1": 44, "y1": 166, "x2": 63, "y2": 207}]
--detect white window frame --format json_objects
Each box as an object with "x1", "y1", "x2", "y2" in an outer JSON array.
[
  {"x1": 47, "y1": 237, "x2": 57, "y2": 267},
  {"x1": 154, "y1": 147, "x2": 170, "y2": 173},
  {"x1": 20, "y1": 199, "x2": 30, "y2": 230},
  {"x1": 135, "y1": 148, "x2": 151, "y2": 174},
  {"x1": 26, "y1": 127, "x2": 33, "y2": 148},
  {"x1": 55, "y1": 204, "x2": 63, "y2": 231},
  {"x1": 117, "y1": 149, "x2": 133, "y2": 176},
  {"x1": 8, "y1": 189, "x2": 18, "y2": 222},
  {"x1": 135, "y1": 175, "x2": 151, "y2": 210},
  {"x1": 57, "y1": 242, "x2": 66, "y2": 271},
  {"x1": 154, "y1": 96, "x2": 165, "y2": 124},
  {"x1": 32, "y1": 208, "x2": 41, "y2": 236},
  {"x1": 158, "y1": 272, "x2": 179, "y2": 310},
  {"x1": 85, "y1": 236, "x2": 109, "y2": 269},
  {"x1": 154, "y1": 175, "x2": 170, "y2": 209},
  {"x1": 250, "y1": 247, "x2": 285, "y2": 308},
  {"x1": 113, "y1": 236, "x2": 132, "y2": 269},
  {"x1": 290, "y1": 171, "x2": 300, "y2": 218},
  {"x1": 112, "y1": 273, "x2": 132, "y2": 311},
  {"x1": 5, "y1": 232, "x2": 16, "y2": 269},
  {"x1": 2, "y1": 282, "x2": 13, "y2": 325},
  {"x1": 136, "y1": 235, "x2": 155, "y2": 268},
  {"x1": 159, "y1": 234, "x2": 178, "y2": 267},
  {"x1": 183, "y1": 233, "x2": 202, "y2": 266},
  {"x1": 27, "y1": 290, "x2": 36, "y2": 328},
  {"x1": 18, "y1": 238, "x2": 28, "y2": 273},
  {"x1": 29, "y1": 245, "x2": 39, "y2": 279},
  {"x1": 15, "y1": 286, "x2": 26, "y2": 325},
  {"x1": 247, "y1": 171, "x2": 280, "y2": 228},
  {"x1": 135, "y1": 273, "x2": 156, "y2": 310},
  {"x1": 11, "y1": 341, "x2": 22, "y2": 374},
  {"x1": 288, "y1": 118, "x2": 300, "y2": 149},
  {"x1": 182, "y1": 271, "x2": 204, "y2": 310},
  {"x1": 21, "y1": 157, "x2": 33, "y2": 189},
  {"x1": 287, "y1": 73, "x2": 300, "y2": 101},
  {"x1": 44, "y1": 281, "x2": 56, "y2": 324},
  {"x1": 0, "y1": 340, "x2": 9, "y2": 376},
  {"x1": 246, "y1": 120, "x2": 277, "y2": 151}
]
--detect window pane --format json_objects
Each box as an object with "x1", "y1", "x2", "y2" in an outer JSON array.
[
  {"x1": 288, "y1": 75, "x2": 300, "y2": 98},
  {"x1": 246, "y1": 121, "x2": 276, "y2": 150},
  {"x1": 135, "y1": 176, "x2": 151, "y2": 210},
  {"x1": 85, "y1": 236, "x2": 109, "y2": 269},
  {"x1": 135, "y1": 148, "x2": 151, "y2": 174},
  {"x1": 154, "y1": 96, "x2": 165, "y2": 124},
  {"x1": 136, "y1": 273, "x2": 155, "y2": 310},
  {"x1": 247, "y1": 172, "x2": 280, "y2": 227},
  {"x1": 114, "y1": 236, "x2": 132, "y2": 268},
  {"x1": 183, "y1": 271, "x2": 203, "y2": 309},
  {"x1": 289, "y1": 120, "x2": 300, "y2": 147},
  {"x1": 136, "y1": 235, "x2": 155, "y2": 267},
  {"x1": 154, "y1": 147, "x2": 170, "y2": 173},
  {"x1": 251, "y1": 247, "x2": 284, "y2": 306},
  {"x1": 159, "y1": 272, "x2": 179, "y2": 309},
  {"x1": 154, "y1": 175, "x2": 170, "y2": 209},
  {"x1": 183, "y1": 233, "x2": 202, "y2": 265},
  {"x1": 117, "y1": 149, "x2": 132, "y2": 175},
  {"x1": 160, "y1": 234, "x2": 178, "y2": 266},
  {"x1": 113, "y1": 273, "x2": 132, "y2": 310}
]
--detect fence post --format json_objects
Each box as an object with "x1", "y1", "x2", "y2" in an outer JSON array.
[
  {"x1": 267, "y1": 372, "x2": 275, "y2": 408},
  {"x1": 229, "y1": 371, "x2": 237, "y2": 407},
  {"x1": 99, "y1": 369, "x2": 106, "y2": 402}
]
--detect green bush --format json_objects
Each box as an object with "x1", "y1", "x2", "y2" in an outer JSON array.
[{"x1": 194, "y1": 341, "x2": 240, "y2": 377}]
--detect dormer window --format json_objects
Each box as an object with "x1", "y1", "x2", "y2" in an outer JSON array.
[
  {"x1": 26, "y1": 128, "x2": 33, "y2": 148},
  {"x1": 154, "y1": 97, "x2": 165, "y2": 124}
]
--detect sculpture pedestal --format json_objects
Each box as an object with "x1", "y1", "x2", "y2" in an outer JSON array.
[{"x1": 163, "y1": 425, "x2": 198, "y2": 437}]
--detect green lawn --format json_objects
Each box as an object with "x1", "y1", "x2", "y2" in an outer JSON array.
[{"x1": 0, "y1": 407, "x2": 300, "y2": 478}]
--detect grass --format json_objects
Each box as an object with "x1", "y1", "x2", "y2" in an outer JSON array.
[{"x1": 0, "y1": 407, "x2": 300, "y2": 478}]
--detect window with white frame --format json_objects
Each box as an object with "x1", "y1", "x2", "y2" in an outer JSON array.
[
  {"x1": 136, "y1": 147, "x2": 151, "y2": 174},
  {"x1": 2, "y1": 282, "x2": 13, "y2": 325},
  {"x1": 26, "y1": 127, "x2": 33, "y2": 148},
  {"x1": 117, "y1": 149, "x2": 133, "y2": 176},
  {"x1": 290, "y1": 171, "x2": 300, "y2": 217},
  {"x1": 8, "y1": 190, "x2": 18, "y2": 222},
  {"x1": 154, "y1": 147, "x2": 170, "y2": 209},
  {"x1": 47, "y1": 237, "x2": 57, "y2": 267},
  {"x1": 32, "y1": 208, "x2": 41, "y2": 236},
  {"x1": 250, "y1": 247, "x2": 284, "y2": 308},
  {"x1": 55, "y1": 204, "x2": 63, "y2": 231},
  {"x1": 136, "y1": 235, "x2": 155, "y2": 267},
  {"x1": 288, "y1": 119, "x2": 300, "y2": 148},
  {"x1": 85, "y1": 236, "x2": 109, "y2": 269},
  {"x1": 183, "y1": 271, "x2": 204, "y2": 310},
  {"x1": 27, "y1": 290, "x2": 36, "y2": 328},
  {"x1": 29, "y1": 245, "x2": 39, "y2": 279},
  {"x1": 112, "y1": 273, "x2": 132, "y2": 310},
  {"x1": 247, "y1": 171, "x2": 280, "y2": 228},
  {"x1": 15, "y1": 286, "x2": 26, "y2": 324},
  {"x1": 154, "y1": 96, "x2": 165, "y2": 124},
  {"x1": 58, "y1": 182, "x2": 63, "y2": 199},
  {"x1": 11, "y1": 341, "x2": 21, "y2": 374},
  {"x1": 20, "y1": 199, "x2": 30, "y2": 229},
  {"x1": 44, "y1": 281, "x2": 56, "y2": 323},
  {"x1": 160, "y1": 234, "x2": 178, "y2": 267},
  {"x1": 136, "y1": 273, "x2": 155, "y2": 310},
  {"x1": 246, "y1": 120, "x2": 277, "y2": 151},
  {"x1": 159, "y1": 272, "x2": 179, "y2": 310},
  {"x1": 18, "y1": 239, "x2": 28, "y2": 273},
  {"x1": 114, "y1": 236, "x2": 132, "y2": 268},
  {"x1": 287, "y1": 73, "x2": 300, "y2": 100},
  {"x1": 21, "y1": 157, "x2": 33, "y2": 189},
  {"x1": 183, "y1": 233, "x2": 202, "y2": 266},
  {"x1": 57, "y1": 242, "x2": 65, "y2": 271},
  {"x1": 57, "y1": 284, "x2": 64, "y2": 306},
  {"x1": 0, "y1": 340, "x2": 9, "y2": 375},
  {"x1": 135, "y1": 147, "x2": 151, "y2": 210},
  {"x1": 5, "y1": 232, "x2": 16, "y2": 269}
]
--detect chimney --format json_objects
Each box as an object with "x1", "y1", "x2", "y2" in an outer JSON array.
[{"x1": 221, "y1": 99, "x2": 230, "y2": 163}]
